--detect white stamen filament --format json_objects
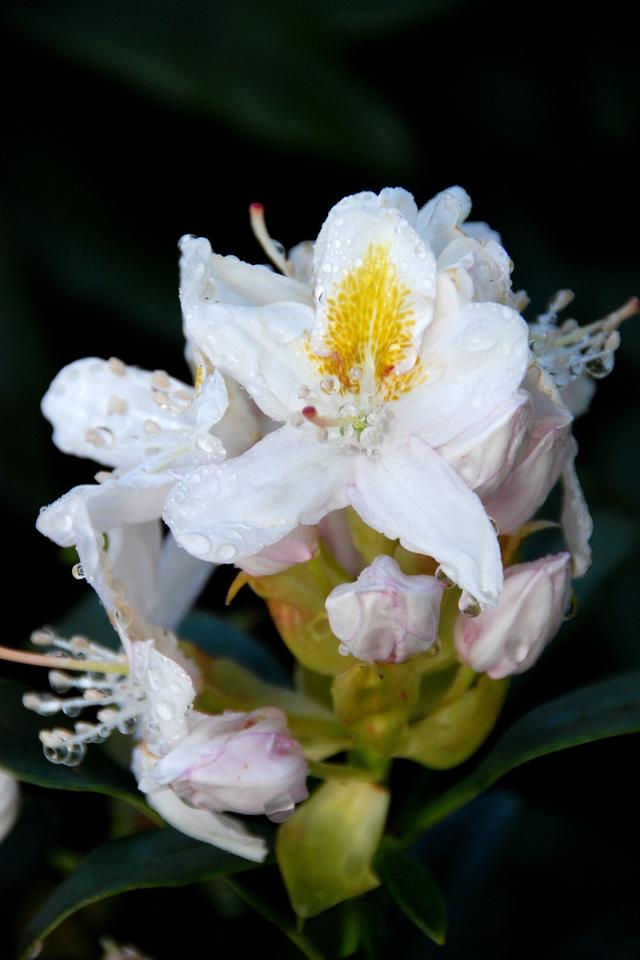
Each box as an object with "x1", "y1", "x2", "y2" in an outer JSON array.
[{"x1": 249, "y1": 202, "x2": 291, "y2": 276}]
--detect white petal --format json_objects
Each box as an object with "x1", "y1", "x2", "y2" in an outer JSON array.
[
  {"x1": 484, "y1": 416, "x2": 572, "y2": 534},
  {"x1": 42, "y1": 358, "x2": 203, "y2": 470},
  {"x1": 133, "y1": 749, "x2": 266, "y2": 862},
  {"x1": 346, "y1": 435, "x2": 503, "y2": 607},
  {"x1": 164, "y1": 426, "x2": 351, "y2": 564},
  {"x1": 561, "y1": 436, "x2": 593, "y2": 577},
  {"x1": 154, "y1": 533, "x2": 214, "y2": 628},
  {"x1": 439, "y1": 391, "x2": 532, "y2": 497},
  {"x1": 398, "y1": 300, "x2": 529, "y2": 448},
  {"x1": 184, "y1": 299, "x2": 317, "y2": 422},
  {"x1": 37, "y1": 476, "x2": 170, "y2": 619},
  {"x1": 179, "y1": 235, "x2": 312, "y2": 313},
  {"x1": 210, "y1": 377, "x2": 261, "y2": 459},
  {"x1": 415, "y1": 186, "x2": 472, "y2": 255},
  {"x1": 0, "y1": 771, "x2": 19, "y2": 844},
  {"x1": 310, "y1": 190, "x2": 436, "y2": 361}
]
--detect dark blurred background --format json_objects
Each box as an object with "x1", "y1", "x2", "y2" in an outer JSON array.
[{"x1": 0, "y1": 0, "x2": 638, "y2": 957}]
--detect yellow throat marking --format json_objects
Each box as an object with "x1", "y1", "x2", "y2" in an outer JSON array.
[{"x1": 309, "y1": 242, "x2": 422, "y2": 401}]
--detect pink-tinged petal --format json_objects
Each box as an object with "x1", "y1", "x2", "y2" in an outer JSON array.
[
  {"x1": 310, "y1": 189, "x2": 436, "y2": 360},
  {"x1": 318, "y1": 509, "x2": 362, "y2": 576},
  {"x1": 237, "y1": 526, "x2": 319, "y2": 576},
  {"x1": 346, "y1": 435, "x2": 503, "y2": 607},
  {"x1": 484, "y1": 415, "x2": 572, "y2": 533},
  {"x1": 164, "y1": 426, "x2": 351, "y2": 565},
  {"x1": 133, "y1": 747, "x2": 267, "y2": 862},
  {"x1": 439, "y1": 391, "x2": 532, "y2": 497},
  {"x1": 326, "y1": 555, "x2": 443, "y2": 663},
  {"x1": 179, "y1": 235, "x2": 312, "y2": 312},
  {"x1": 398, "y1": 301, "x2": 529, "y2": 448},
  {"x1": 184, "y1": 299, "x2": 317, "y2": 422},
  {"x1": 455, "y1": 553, "x2": 572, "y2": 678},
  {"x1": 561, "y1": 437, "x2": 593, "y2": 577}
]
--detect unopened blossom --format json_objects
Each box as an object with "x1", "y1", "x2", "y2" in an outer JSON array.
[
  {"x1": 0, "y1": 771, "x2": 19, "y2": 844},
  {"x1": 165, "y1": 187, "x2": 531, "y2": 609},
  {"x1": 137, "y1": 707, "x2": 308, "y2": 823},
  {"x1": 326, "y1": 555, "x2": 444, "y2": 663},
  {"x1": 454, "y1": 552, "x2": 573, "y2": 678}
]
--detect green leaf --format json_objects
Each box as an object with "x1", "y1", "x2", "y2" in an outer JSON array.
[
  {"x1": 374, "y1": 838, "x2": 446, "y2": 946},
  {"x1": 179, "y1": 608, "x2": 290, "y2": 685},
  {"x1": 0, "y1": 679, "x2": 156, "y2": 820},
  {"x1": 19, "y1": 827, "x2": 259, "y2": 958},
  {"x1": 402, "y1": 671, "x2": 640, "y2": 842}
]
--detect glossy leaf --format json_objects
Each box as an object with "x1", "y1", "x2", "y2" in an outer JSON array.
[
  {"x1": 402, "y1": 671, "x2": 640, "y2": 842},
  {"x1": 374, "y1": 838, "x2": 447, "y2": 945},
  {"x1": 0, "y1": 679, "x2": 155, "y2": 820},
  {"x1": 19, "y1": 827, "x2": 259, "y2": 959}
]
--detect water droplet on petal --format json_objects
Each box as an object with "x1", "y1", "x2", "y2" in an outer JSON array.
[
  {"x1": 217, "y1": 542, "x2": 237, "y2": 561},
  {"x1": 180, "y1": 533, "x2": 212, "y2": 557}
]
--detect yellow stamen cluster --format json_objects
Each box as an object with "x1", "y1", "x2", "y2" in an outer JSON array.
[{"x1": 309, "y1": 243, "x2": 422, "y2": 401}]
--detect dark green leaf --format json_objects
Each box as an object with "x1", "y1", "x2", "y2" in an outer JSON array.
[
  {"x1": 374, "y1": 839, "x2": 446, "y2": 946},
  {"x1": 6, "y1": 0, "x2": 415, "y2": 173},
  {"x1": 19, "y1": 827, "x2": 259, "y2": 958},
  {"x1": 0, "y1": 679, "x2": 155, "y2": 819},
  {"x1": 402, "y1": 671, "x2": 640, "y2": 842},
  {"x1": 180, "y1": 608, "x2": 289, "y2": 685}
]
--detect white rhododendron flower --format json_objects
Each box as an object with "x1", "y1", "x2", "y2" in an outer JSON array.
[
  {"x1": 326, "y1": 554, "x2": 444, "y2": 662},
  {"x1": 0, "y1": 771, "x2": 19, "y2": 844},
  {"x1": 137, "y1": 707, "x2": 308, "y2": 823},
  {"x1": 454, "y1": 552, "x2": 573, "y2": 678},
  {"x1": 165, "y1": 187, "x2": 531, "y2": 609}
]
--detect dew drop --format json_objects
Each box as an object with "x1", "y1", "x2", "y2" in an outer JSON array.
[
  {"x1": 217, "y1": 542, "x2": 238, "y2": 561},
  {"x1": 71, "y1": 563, "x2": 84, "y2": 581},
  {"x1": 180, "y1": 533, "x2": 212, "y2": 557}
]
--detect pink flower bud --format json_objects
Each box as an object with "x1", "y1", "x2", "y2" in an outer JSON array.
[
  {"x1": 455, "y1": 552, "x2": 572, "y2": 678},
  {"x1": 138, "y1": 707, "x2": 308, "y2": 822},
  {"x1": 325, "y1": 555, "x2": 444, "y2": 663}
]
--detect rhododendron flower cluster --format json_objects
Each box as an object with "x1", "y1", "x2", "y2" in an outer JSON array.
[{"x1": 2, "y1": 186, "x2": 634, "y2": 890}]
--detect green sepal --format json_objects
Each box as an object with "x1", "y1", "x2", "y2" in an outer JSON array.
[
  {"x1": 399, "y1": 671, "x2": 509, "y2": 769},
  {"x1": 245, "y1": 548, "x2": 356, "y2": 676},
  {"x1": 277, "y1": 779, "x2": 390, "y2": 918},
  {"x1": 331, "y1": 659, "x2": 420, "y2": 755}
]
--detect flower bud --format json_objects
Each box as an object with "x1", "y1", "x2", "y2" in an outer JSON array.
[
  {"x1": 455, "y1": 552, "x2": 572, "y2": 678},
  {"x1": 138, "y1": 707, "x2": 308, "y2": 823},
  {"x1": 325, "y1": 555, "x2": 444, "y2": 663}
]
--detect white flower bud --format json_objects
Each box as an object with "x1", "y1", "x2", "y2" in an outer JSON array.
[
  {"x1": 325, "y1": 555, "x2": 444, "y2": 663},
  {"x1": 138, "y1": 707, "x2": 308, "y2": 823},
  {"x1": 455, "y1": 553, "x2": 573, "y2": 678}
]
